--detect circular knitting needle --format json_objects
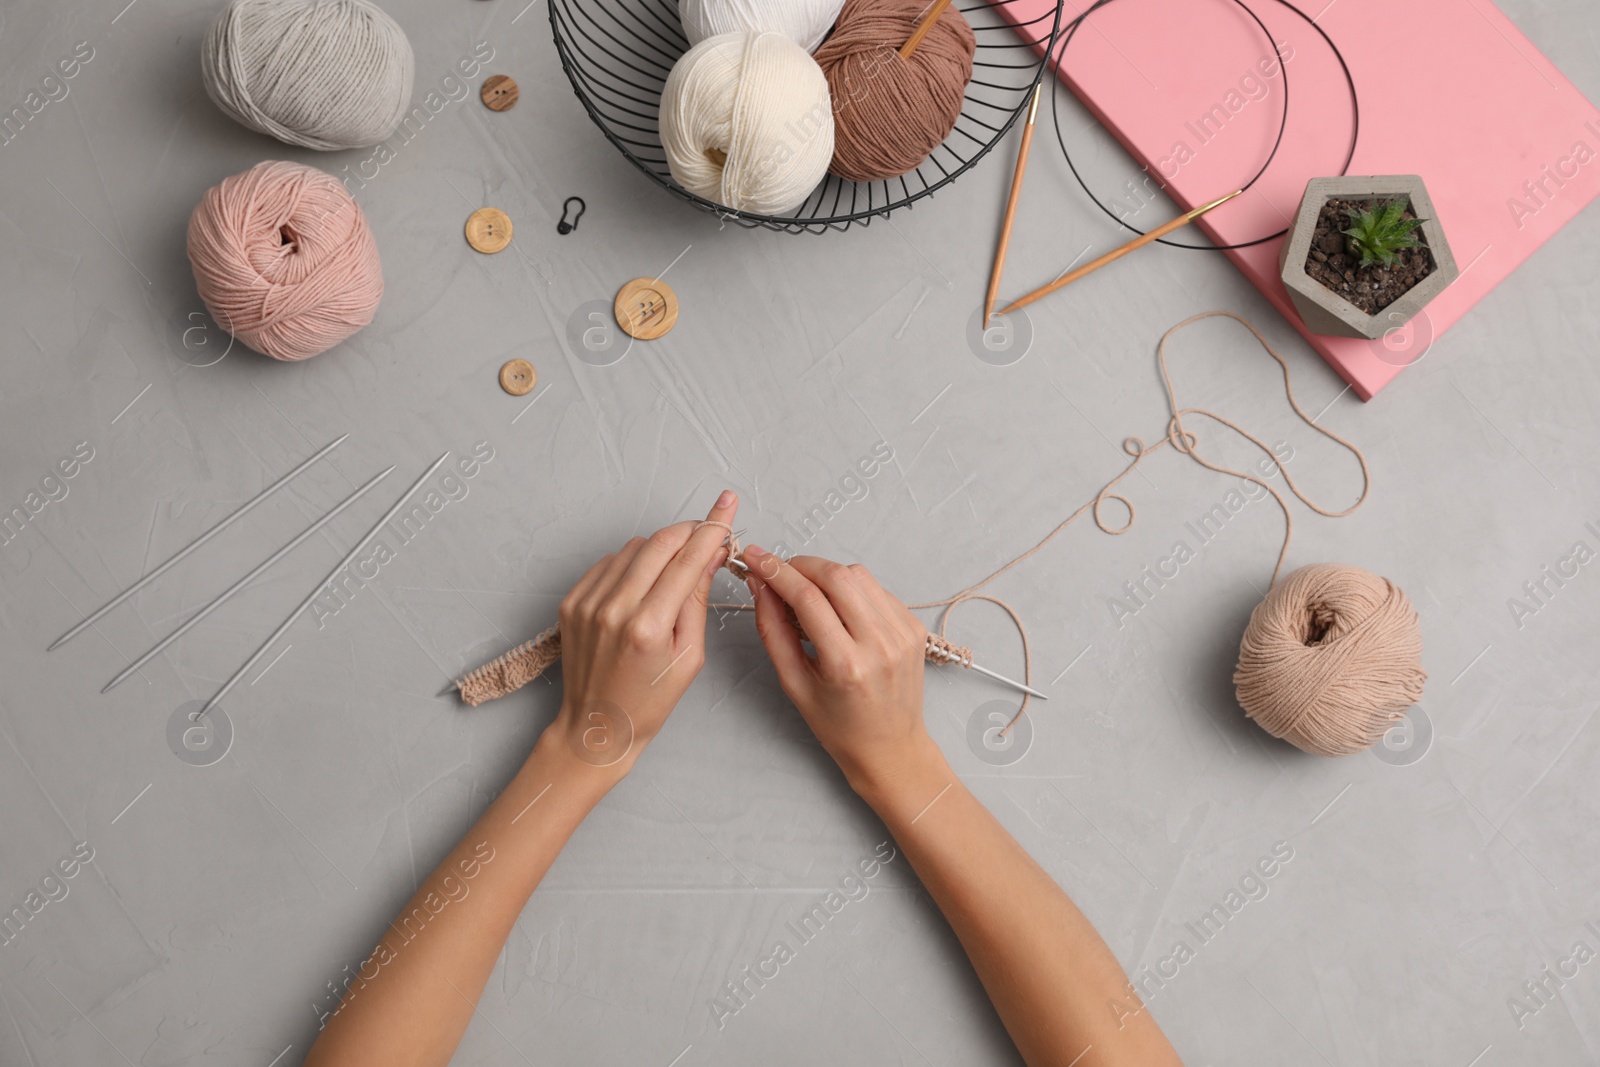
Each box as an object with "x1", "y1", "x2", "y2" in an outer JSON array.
[
  {"x1": 100, "y1": 464, "x2": 395, "y2": 693},
  {"x1": 51, "y1": 434, "x2": 348, "y2": 650},
  {"x1": 998, "y1": 189, "x2": 1244, "y2": 315},
  {"x1": 900, "y1": 0, "x2": 956, "y2": 58},
  {"x1": 983, "y1": 83, "x2": 1042, "y2": 328},
  {"x1": 194, "y1": 452, "x2": 452, "y2": 720}
]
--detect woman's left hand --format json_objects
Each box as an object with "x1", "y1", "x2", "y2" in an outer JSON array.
[{"x1": 548, "y1": 490, "x2": 739, "y2": 772}]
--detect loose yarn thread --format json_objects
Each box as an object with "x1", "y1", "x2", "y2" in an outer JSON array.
[
  {"x1": 187, "y1": 160, "x2": 384, "y2": 362},
  {"x1": 202, "y1": 0, "x2": 415, "y2": 151},
  {"x1": 456, "y1": 312, "x2": 1426, "y2": 757}
]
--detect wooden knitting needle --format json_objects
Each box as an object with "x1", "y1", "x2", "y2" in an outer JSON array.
[
  {"x1": 998, "y1": 189, "x2": 1244, "y2": 316},
  {"x1": 983, "y1": 83, "x2": 1043, "y2": 327},
  {"x1": 900, "y1": 0, "x2": 955, "y2": 58}
]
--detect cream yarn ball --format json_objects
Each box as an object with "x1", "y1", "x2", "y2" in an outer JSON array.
[
  {"x1": 202, "y1": 0, "x2": 415, "y2": 151},
  {"x1": 660, "y1": 31, "x2": 834, "y2": 216},
  {"x1": 680, "y1": 0, "x2": 847, "y2": 53}
]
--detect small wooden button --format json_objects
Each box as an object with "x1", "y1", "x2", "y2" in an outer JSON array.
[
  {"x1": 480, "y1": 75, "x2": 519, "y2": 112},
  {"x1": 465, "y1": 207, "x2": 513, "y2": 254},
  {"x1": 614, "y1": 278, "x2": 678, "y2": 340},
  {"x1": 499, "y1": 358, "x2": 537, "y2": 396}
]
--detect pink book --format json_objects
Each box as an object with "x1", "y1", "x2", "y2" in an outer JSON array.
[{"x1": 999, "y1": 0, "x2": 1600, "y2": 399}]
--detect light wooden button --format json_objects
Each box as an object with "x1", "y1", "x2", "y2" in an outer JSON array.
[
  {"x1": 499, "y1": 358, "x2": 537, "y2": 396},
  {"x1": 465, "y1": 207, "x2": 513, "y2": 254},
  {"x1": 480, "y1": 75, "x2": 519, "y2": 112},
  {"x1": 614, "y1": 278, "x2": 678, "y2": 340}
]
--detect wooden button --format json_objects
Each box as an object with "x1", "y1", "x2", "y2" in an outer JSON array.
[
  {"x1": 480, "y1": 75, "x2": 519, "y2": 112},
  {"x1": 465, "y1": 207, "x2": 513, "y2": 254},
  {"x1": 614, "y1": 278, "x2": 678, "y2": 340},
  {"x1": 499, "y1": 358, "x2": 537, "y2": 396}
]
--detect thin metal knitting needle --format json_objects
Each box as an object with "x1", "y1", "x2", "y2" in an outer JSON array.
[
  {"x1": 100, "y1": 465, "x2": 396, "y2": 693},
  {"x1": 50, "y1": 434, "x2": 349, "y2": 650},
  {"x1": 964, "y1": 659, "x2": 1049, "y2": 700},
  {"x1": 924, "y1": 638, "x2": 1048, "y2": 699},
  {"x1": 193, "y1": 452, "x2": 451, "y2": 720}
]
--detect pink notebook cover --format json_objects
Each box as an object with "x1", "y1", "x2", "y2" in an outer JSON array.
[{"x1": 1000, "y1": 0, "x2": 1600, "y2": 399}]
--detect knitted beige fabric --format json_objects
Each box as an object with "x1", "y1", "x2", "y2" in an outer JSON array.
[{"x1": 455, "y1": 625, "x2": 561, "y2": 707}]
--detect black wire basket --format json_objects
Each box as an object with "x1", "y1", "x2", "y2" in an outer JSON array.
[{"x1": 549, "y1": 0, "x2": 1067, "y2": 233}]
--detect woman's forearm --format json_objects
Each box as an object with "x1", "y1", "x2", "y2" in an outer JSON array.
[
  {"x1": 304, "y1": 726, "x2": 629, "y2": 1067},
  {"x1": 856, "y1": 737, "x2": 1184, "y2": 1067}
]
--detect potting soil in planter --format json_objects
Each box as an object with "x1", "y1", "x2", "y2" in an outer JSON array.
[{"x1": 1303, "y1": 197, "x2": 1437, "y2": 315}]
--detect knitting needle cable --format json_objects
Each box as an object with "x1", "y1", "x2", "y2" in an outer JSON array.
[
  {"x1": 194, "y1": 452, "x2": 450, "y2": 720},
  {"x1": 1050, "y1": 0, "x2": 1360, "y2": 251},
  {"x1": 100, "y1": 464, "x2": 396, "y2": 693},
  {"x1": 50, "y1": 434, "x2": 348, "y2": 650}
]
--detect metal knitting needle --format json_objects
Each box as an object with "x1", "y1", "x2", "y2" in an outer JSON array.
[
  {"x1": 963, "y1": 659, "x2": 1049, "y2": 700},
  {"x1": 100, "y1": 464, "x2": 395, "y2": 692},
  {"x1": 50, "y1": 434, "x2": 349, "y2": 650},
  {"x1": 924, "y1": 638, "x2": 1048, "y2": 699},
  {"x1": 731, "y1": 545, "x2": 1048, "y2": 701},
  {"x1": 193, "y1": 452, "x2": 451, "y2": 720}
]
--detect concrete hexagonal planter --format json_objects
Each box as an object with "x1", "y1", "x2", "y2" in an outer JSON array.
[{"x1": 1278, "y1": 175, "x2": 1459, "y2": 340}]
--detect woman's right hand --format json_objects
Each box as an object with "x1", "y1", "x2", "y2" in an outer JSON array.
[{"x1": 740, "y1": 545, "x2": 941, "y2": 797}]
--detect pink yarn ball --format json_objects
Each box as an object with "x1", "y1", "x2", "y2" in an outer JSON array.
[{"x1": 187, "y1": 160, "x2": 383, "y2": 361}]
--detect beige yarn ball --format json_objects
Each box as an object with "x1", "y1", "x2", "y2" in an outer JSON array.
[
  {"x1": 1234, "y1": 563, "x2": 1427, "y2": 757},
  {"x1": 659, "y1": 31, "x2": 834, "y2": 215}
]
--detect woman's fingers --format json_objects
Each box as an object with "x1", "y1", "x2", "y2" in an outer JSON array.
[
  {"x1": 748, "y1": 572, "x2": 814, "y2": 694},
  {"x1": 787, "y1": 556, "x2": 892, "y2": 641},
  {"x1": 611, "y1": 522, "x2": 696, "y2": 607},
  {"x1": 583, "y1": 535, "x2": 648, "y2": 611},
  {"x1": 741, "y1": 546, "x2": 850, "y2": 655},
  {"x1": 561, "y1": 551, "x2": 616, "y2": 618},
  {"x1": 644, "y1": 490, "x2": 739, "y2": 626},
  {"x1": 845, "y1": 563, "x2": 926, "y2": 652},
  {"x1": 671, "y1": 545, "x2": 727, "y2": 652}
]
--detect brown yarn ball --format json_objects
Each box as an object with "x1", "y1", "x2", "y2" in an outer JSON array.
[
  {"x1": 812, "y1": 0, "x2": 975, "y2": 183},
  {"x1": 1234, "y1": 564, "x2": 1427, "y2": 757}
]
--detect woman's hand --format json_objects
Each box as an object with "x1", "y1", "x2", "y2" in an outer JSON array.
[
  {"x1": 740, "y1": 545, "x2": 936, "y2": 796},
  {"x1": 549, "y1": 491, "x2": 739, "y2": 772}
]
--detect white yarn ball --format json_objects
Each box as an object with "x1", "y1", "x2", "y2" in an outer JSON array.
[
  {"x1": 660, "y1": 32, "x2": 834, "y2": 216},
  {"x1": 680, "y1": 0, "x2": 846, "y2": 53},
  {"x1": 202, "y1": 0, "x2": 415, "y2": 151}
]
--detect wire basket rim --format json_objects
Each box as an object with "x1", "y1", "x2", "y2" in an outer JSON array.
[{"x1": 549, "y1": 0, "x2": 1067, "y2": 232}]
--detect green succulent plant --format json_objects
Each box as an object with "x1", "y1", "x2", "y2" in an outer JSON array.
[{"x1": 1342, "y1": 197, "x2": 1426, "y2": 269}]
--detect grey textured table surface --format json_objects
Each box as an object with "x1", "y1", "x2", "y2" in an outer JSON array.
[{"x1": 3, "y1": 1, "x2": 1599, "y2": 1064}]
